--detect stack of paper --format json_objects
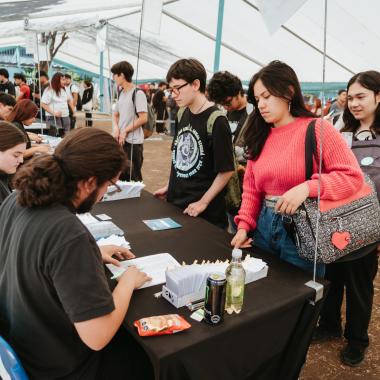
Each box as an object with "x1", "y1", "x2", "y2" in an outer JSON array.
[
  {"x1": 97, "y1": 234, "x2": 131, "y2": 249},
  {"x1": 77, "y1": 213, "x2": 124, "y2": 240},
  {"x1": 102, "y1": 181, "x2": 145, "y2": 201},
  {"x1": 106, "y1": 253, "x2": 180, "y2": 289},
  {"x1": 163, "y1": 256, "x2": 268, "y2": 306}
]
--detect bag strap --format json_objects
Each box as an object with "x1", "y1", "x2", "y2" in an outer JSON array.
[
  {"x1": 206, "y1": 110, "x2": 226, "y2": 135},
  {"x1": 305, "y1": 119, "x2": 317, "y2": 180},
  {"x1": 176, "y1": 106, "x2": 186, "y2": 123}
]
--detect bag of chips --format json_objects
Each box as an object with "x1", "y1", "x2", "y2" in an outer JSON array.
[{"x1": 134, "y1": 314, "x2": 191, "y2": 336}]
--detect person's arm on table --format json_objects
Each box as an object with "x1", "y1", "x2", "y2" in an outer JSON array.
[
  {"x1": 183, "y1": 170, "x2": 233, "y2": 217},
  {"x1": 99, "y1": 244, "x2": 135, "y2": 266},
  {"x1": 74, "y1": 266, "x2": 150, "y2": 351},
  {"x1": 154, "y1": 183, "x2": 169, "y2": 200}
]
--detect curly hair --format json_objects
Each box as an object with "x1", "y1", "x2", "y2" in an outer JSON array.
[
  {"x1": 14, "y1": 128, "x2": 125, "y2": 208},
  {"x1": 207, "y1": 71, "x2": 243, "y2": 104}
]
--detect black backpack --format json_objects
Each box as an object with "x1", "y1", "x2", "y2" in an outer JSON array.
[{"x1": 351, "y1": 134, "x2": 380, "y2": 201}]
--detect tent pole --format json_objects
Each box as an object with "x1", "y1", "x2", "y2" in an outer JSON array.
[
  {"x1": 213, "y1": 0, "x2": 225, "y2": 72},
  {"x1": 35, "y1": 33, "x2": 43, "y2": 135},
  {"x1": 99, "y1": 51, "x2": 104, "y2": 112}
]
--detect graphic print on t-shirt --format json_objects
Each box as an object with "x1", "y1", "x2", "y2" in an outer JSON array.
[{"x1": 172, "y1": 124, "x2": 205, "y2": 178}]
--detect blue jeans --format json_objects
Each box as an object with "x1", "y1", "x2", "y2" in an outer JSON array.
[{"x1": 253, "y1": 206, "x2": 325, "y2": 278}]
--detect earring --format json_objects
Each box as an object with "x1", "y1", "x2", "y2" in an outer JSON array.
[{"x1": 288, "y1": 102, "x2": 291, "y2": 112}]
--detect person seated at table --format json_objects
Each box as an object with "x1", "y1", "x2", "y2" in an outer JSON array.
[
  {"x1": 6, "y1": 99, "x2": 50, "y2": 159},
  {"x1": 0, "y1": 128, "x2": 153, "y2": 379},
  {"x1": 0, "y1": 121, "x2": 27, "y2": 205},
  {"x1": 231, "y1": 61, "x2": 364, "y2": 277},
  {"x1": 0, "y1": 92, "x2": 16, "y2": 120},
  {"x1": 154, "y1": 58, "x2": 235, "y2": 229}
]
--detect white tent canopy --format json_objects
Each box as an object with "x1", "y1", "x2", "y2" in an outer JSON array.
[{"x1": 0, "y1": 0, "x2": 379, "y2": 82}]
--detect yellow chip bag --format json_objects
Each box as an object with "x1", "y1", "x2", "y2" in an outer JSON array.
[{"x1": 134, "y1": 314, "x2": 191, "y2": 336}]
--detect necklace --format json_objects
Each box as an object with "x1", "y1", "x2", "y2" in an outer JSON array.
[{"x1": 194, "y1": 98, "x2": 208, "y2": 114}]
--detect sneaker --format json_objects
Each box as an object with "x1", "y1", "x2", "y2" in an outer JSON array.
[
  {"x1": 340, "y1": 344, "x2": 366, "y2": 367},
  {"x1": 312, "y1": 325, "x2": 342, "y2": 342}
]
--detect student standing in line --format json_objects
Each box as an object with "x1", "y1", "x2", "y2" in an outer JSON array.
[
  {"x1": 154, "y1": 58, "x2": 234, "y2": 229},
  {"x1": 111, "y1": 61, "x2": 148, "y2": 182},
  {"x1": 0, "y1": 128, "x2": 153, "y2": 379},
  {"x1": 0, "y1": 121, "x2": 27, "y2": 205},
  {"x1": 41, "y1": 72, "x2": 74, "y2": 136},
  {"x1": 0, "y1": 68, "x2": 16, "y2": 96},
  {"x1": 314, "y1": 70, "x2": 380, "y2": 367},
  {"x1": 231, "y1": 61, "x2": 364, "y2": 277}
]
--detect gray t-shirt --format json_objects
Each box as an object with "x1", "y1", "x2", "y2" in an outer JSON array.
[{"x1": 114, "y1": 87, "x2": 147, "y2": 144}]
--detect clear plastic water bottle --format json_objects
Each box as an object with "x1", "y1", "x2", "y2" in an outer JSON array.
[{"x1": 225, "y1": 248, "x2": 246, "y2": 314}]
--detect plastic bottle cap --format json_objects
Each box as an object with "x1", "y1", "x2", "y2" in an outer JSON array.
[{"x1": 232, "y1": 248, "x2": 242, "y2": 259}]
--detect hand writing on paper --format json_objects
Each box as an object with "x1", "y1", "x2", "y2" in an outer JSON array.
[
  {"x1": 153, "y1": 185, "x2": 168, "y2": 200},
  {"x1": 231, "y1": 229, "x2": 253, "y2": 249},
  {"x1": 275, "y1": 182, "x2": 309, "y2": 215},
  {"x1": 183, "y1": 200, "x2": 208, "y2": 217},
  {"x1": 99, "y1": 245, "x2": 135, "y2": 267},
  {"x1": 119, "y1": 266, "x2": 152, "y2": 289}
]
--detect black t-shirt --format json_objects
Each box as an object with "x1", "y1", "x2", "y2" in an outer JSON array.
[
  {"x1": 167, "y1": 106, "x2": 234, "y2": 227},
  {"x1": 0, "y1": 80, "x2": 16, "y2": 96},
  {"x1": 0, "y1": 193, "x2": 115, "y2": 379},
  {"x1": 0, "y1": 173, "x2": 11, "y2": 205},
  {"x1": 227, "y1": 107, "x2": 248, "y2": 143}
]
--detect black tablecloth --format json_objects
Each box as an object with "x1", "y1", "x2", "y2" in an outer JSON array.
[{"x1": 94, "y1": 191, "x2": 328, "y2": 380}]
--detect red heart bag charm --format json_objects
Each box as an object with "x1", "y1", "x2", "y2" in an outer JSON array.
[{"x1": 331, "y1": 231, "x2": 351, "y2": 250}]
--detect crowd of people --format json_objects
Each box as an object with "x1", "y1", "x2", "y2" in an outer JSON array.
[{"x1": 0, "y1": 56, "x2": 379, "y2": 379}]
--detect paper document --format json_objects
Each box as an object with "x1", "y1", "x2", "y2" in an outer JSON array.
[
  {"x1": 106, "y1": 253, "x2": 180, "y2": 289},
  {"x1": 97, "y1": 235, "x2": 131, "y2": 249},
  {"x1": 143, "y1": 218, "x2": 182, "y2": 231}
]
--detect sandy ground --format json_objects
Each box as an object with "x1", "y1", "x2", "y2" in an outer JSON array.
[{"x1": 141, "y1": 134, "x2": 380, "y2": 379}]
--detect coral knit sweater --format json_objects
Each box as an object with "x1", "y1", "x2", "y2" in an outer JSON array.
[{"x1": 235, "y1": 117, "x2": 364, "y2": 232}]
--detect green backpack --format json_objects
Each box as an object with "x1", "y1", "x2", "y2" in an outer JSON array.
[{"x1": 176, "y1": 107, "x2": 242, "y2": 212}]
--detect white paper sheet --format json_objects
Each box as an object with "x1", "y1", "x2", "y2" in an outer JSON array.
[{"x1": 106, "y1": 253, "x2": 180, "y2": 289}]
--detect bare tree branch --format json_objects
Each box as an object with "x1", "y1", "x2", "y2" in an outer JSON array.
[{"x1": 52, "y1": 32, "x2": 69, "y2": 60}]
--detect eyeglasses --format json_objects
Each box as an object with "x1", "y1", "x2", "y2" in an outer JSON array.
[
  {"x1": 107, "y1": 180, "x2": 122, "y2": 196},
  {"x1": 168, "y1": 82, "x2": 189, "y2": 95}
]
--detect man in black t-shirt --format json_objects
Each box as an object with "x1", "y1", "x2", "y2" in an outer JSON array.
[
  {"x1": 0, "y1": 68, "x2": 16, "y2": 97},
  {"x1": 0, "y1": 129, "x2": 152, "y2": 379},
  {"x1": 208, "y1": 70, "x2": 253, "y2": 164},
  {"x1": 154, "y1": 59, "x2": 234, "y2": 229}
]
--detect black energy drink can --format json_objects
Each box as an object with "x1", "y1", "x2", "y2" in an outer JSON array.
[{"x1": 204, "y1": 272, "x2": 226, "y2": 325}]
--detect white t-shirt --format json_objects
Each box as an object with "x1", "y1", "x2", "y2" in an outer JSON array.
[
  {"x1": 42, "y1": 88, "x2": 72, "y2": 117},
  {"x1": 114, "y1": 87, "x2": 147, "y2": 144}
]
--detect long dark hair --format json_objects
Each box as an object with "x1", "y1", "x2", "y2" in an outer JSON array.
[
  {"x1": 0, "y1": 121, "x2": 27, "y2": 152},
  {"x1": 6, "y1": 99, "x2": 38, "y2": 123},
  {"x1": 341, "y1": 71, "x2": 380, "y2": 134},
  {"x1": 14, "y1": 128, "x2": 125, "y2": 208},
  {"x1": 50, "y1": 72, "x2": 64, "y2": 96},
  {"x1": 244, "y1": 61, "x2": 315, "y2": 160}
]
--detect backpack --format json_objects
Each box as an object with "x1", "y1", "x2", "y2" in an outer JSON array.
[
  {"x1": 176, "y1": 107, "x2": 242, "y2": 212},
  {"x1": 118, "y1": 87, "x2": 156, "y2": 139},
  {"x1": 351, "y1": 134, "x2": 380, "y2": 201}
]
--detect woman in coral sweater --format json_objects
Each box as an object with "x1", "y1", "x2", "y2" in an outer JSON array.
[{"x1": 231, "y1": 61, "x2": 364, "y2": 278}]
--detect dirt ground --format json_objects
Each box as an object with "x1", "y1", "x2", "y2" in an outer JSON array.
[{"x1": 141, "y1": 133, "x2": 380, "y2": 380}]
